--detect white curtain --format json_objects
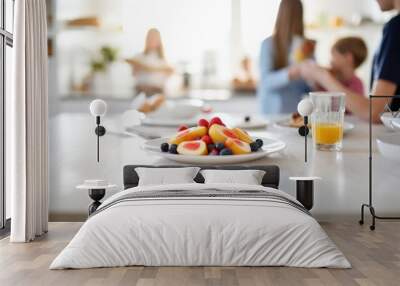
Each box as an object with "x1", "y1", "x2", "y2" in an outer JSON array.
[{"x1": 9, "y1": 0, "x2": 49, "y2": 242}]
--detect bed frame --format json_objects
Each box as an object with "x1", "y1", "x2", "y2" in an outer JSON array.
[{"x1": 123, "y1": 165, "x2": 280, "y2": 189}]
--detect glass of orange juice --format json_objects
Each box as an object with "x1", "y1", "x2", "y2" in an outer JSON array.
[{"x1": 310, "y1": 92, "x2": 345, "y2": 151}]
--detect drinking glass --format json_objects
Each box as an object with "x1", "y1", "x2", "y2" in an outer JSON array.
[{"x1": 310, "y1": 92, "x2": 345, "y2": 151}]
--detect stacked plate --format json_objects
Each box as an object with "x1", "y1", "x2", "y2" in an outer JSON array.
[
  {"x1": 142, "y1": 99, "x2": 204, "y2": 127},
  {"x1": 142, "y1": 111, "x2": 269, "y2": 130},
  {"x1": 377, "y1": 134, "x2": 400, "y2": 161},
  {"x1": 380, "y1": 112, "x2": 400, "y2": 131},
  {"x1": 377, "y1": 113, "x2": 400, "y2": 161},
  {"x1": 125, "y1": 98, "x2": 269, "y2": 139}
]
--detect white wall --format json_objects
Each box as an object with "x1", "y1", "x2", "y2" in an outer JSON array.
[
  {"x1": 303, "y1": 0, "x2": 388, "y2": 23},
  {"x1": 240, "y1": 0, "x2": 280, "y2": 58}
]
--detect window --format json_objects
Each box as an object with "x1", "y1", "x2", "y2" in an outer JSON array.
[
  {"x1": 55, "y1": 0, "x2": 231, "y2": 93},
  {"x1": 54, "y1": 0, "x2": 284, "y2": 95},
  {"x1": 240, "y1": 0, "x2": 280, "y2": 60},
  {"x1": 1, "y1": 0, "x2": 14, "y2": 231}
]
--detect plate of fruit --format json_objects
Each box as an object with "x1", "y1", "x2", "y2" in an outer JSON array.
[
  {"x1": 143, "y1": 117, "x2": 286, "y2": 164},
  {"x1": 275, "y1": 113, "x2": 355, "y2": 134}
]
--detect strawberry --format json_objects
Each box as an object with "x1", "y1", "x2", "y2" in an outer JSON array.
[
  {"x1": 178, "y1": 124, "x2": 189, "y2": 132},
  {"x1": 201, "y1": 135, "x2": 213, "y2": 145},
  {"x1": 197, "y1": 118, "x2": 209, "y2": 129},
  {"x1": 209, "y1": 116, "x2": 224, "y2": 127}
]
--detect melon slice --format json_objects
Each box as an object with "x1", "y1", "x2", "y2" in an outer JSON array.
[
  {"x1": 208, "y1": 124, "x2": 238, "y2": 144},
  {"x1": 225, "y1": 138, "x2": 251, "y2": 155},
  {"x1": 232, "y1": 128, "x2": 254, "y2": 144},
  {"x1": 169, "y1": 126, "x2": 207, "y2": 145},
  {"x1": 177, "y1": 140, "x2": 208, "y2": 156}
]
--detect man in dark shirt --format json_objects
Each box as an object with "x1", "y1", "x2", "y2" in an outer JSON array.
[
  {"x1": 371, "y1": 3, "x2": 400, "y2": 111},
  {"x1": 300, "y1": 0, "x2": 400, "y2": 122}
]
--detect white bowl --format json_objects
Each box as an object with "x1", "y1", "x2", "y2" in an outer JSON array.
[
  {"x1": 148, "y1": 99, "x2": 203, "y2": 120},
  {"x1": 380, "y1": 112, "x2": 399, "y2": 131},
  {"x1": 392, "y1": 118, "x2": 400, "y2": 130},
  {"x1": 376, "y1": 134, "x2": 400, "y2": 161}
]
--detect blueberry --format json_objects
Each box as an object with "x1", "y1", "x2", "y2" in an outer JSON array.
[
  {"x1": 244, "y1": 115, "x2": 251, "y2": 122},
  {"x1": 220, "y1": 148, "x2": 233, "y2": 155},
  {"x1": 255, "y1": 139, "x2": 264, "y2": 148},
  {"x1": 207, "y1": 144, "x2": 216, "y2": 151},
  {"x1": 169, "y1": 144, "x2": 178, "y2": 154},
  {"x1": 160, "y1": 143, "x2": 169, "y2": 152},
  {"x1": 215, "y1": 143, "x2": 225, "y2": 151},
  {"x1": 209, "y1": 149, "x2": 219, "y2": 156},
  {"x1": 250, "y1": 142, "x2": 259, "y2": 152}
]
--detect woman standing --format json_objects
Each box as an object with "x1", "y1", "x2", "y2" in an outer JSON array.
[
  {"x1": 257, "y1": 0, "x2": 311, "y2": 114},
  {"x1": 300, "y1": 0, "x2": 400, "y2": 122},
  {"x1": 127, "y1": 28, "x2": 174, "y2": 96}
]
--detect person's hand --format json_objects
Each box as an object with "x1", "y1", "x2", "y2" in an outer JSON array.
[
  {"x1": 289, "y1": 60, "x2": 320, "y2": 81},
  {"x1": 299, "y1": 60, "x2": 319, "y2": 81},
  {"x1": 288, "y1": 64, "x2": 302, "y2": 80},
  {"x1": 300, "y1": 60, "x2": 333, "y2": 87},
  {"x1": 294, "y1": 60, "x2": 317, "y2": 88},
  {"x1": 302, "y1": 62, "x2": 340, "y2": 92}
]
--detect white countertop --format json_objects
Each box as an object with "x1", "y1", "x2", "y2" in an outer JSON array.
[{"x1": 49, "y1": 112, "x2": 400, "y2": 221}]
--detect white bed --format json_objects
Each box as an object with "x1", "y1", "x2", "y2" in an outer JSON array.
[{"x1": 50, "y1": 183, "x2": 350, "y2": 269}]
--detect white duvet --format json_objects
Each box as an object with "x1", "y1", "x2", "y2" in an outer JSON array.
[{"x1": 50, "y1": 183, "x2": 350, "y2": 269}]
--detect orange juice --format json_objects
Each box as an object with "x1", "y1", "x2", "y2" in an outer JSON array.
[{"x1": 313, "y1": 123, "x2": 343, "y2": 145}]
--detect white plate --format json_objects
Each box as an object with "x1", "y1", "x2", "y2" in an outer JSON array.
[
  {"x1": 142, "y1": 116, "x2": 200, "y2": 127},
  {"x1": 146, "y1": 99, "x2": 204, "y2": 120},
  {"x1": 377, "y1": 133, "x2": 400, "y2": 161},
  {"x1": 216, "y1": 113, "x2": 268, "y2": 129},
  {"x1": 393, "y1": 118, "x2": 400, "y2": 130},
  {"x1": 141, "y1": 112, "x2": 269, "y2": 129},
  {"x1": 143, "y1": 137, "x2": 286, "y2": 165},
  {"x1": 274, "y1": 118, "x2": 355, "y2": 134},
  {"x1": 380, "y1": 112, "x2": 400, "y2": 131}
]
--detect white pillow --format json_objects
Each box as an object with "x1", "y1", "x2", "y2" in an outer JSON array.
[
  {"x1": 135, "y1": 167, "x2": 200, "y2": 186},
  {"x1": 200, "y1": 169, "x2": 266, "y2": 185}
]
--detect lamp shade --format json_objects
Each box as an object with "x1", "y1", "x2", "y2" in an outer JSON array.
[
  {"x1": 89, "y1": 99, "x2": 107, "y2": 117},
  {"x1": 297, "y1": 98, "x2": 314, "y2": 117}
]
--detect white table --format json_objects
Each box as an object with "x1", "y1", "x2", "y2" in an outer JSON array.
[{"x1": 49, "y1": 113, "x2": 400, "y2": 221}]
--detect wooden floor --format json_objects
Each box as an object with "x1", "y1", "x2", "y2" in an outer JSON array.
[{"x1": 1, "y1": 221, "x2": 400, "y2": 286}]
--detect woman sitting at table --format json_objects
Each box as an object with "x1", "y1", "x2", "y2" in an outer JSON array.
[
  {"x1": 300, "y1": 0, "x2": 400, "y2": 123},
  {"x1": 232, "y1": 56, "x2": 257, "y2": 93},
  {"x1": 127, "y1": 28, "x2": 174, "y2": 96},
  {"x1": 257, "y1": 0, "x2": 312, "y2": 114}
]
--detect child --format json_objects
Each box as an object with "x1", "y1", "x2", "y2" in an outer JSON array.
[{"x1": 329, "y1": 37, "x2": 367, "y2": 96}]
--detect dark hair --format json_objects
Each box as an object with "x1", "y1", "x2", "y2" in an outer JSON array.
[
  {"x1": 272, "y1": 0, "x2": 304, "y2": 70},
  {"x1": 332, "y1": 37, "x2": 368, "y2": 68}
]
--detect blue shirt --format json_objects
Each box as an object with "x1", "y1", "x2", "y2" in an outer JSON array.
[
  {"x1": 257, "y1": 37, "x2": 310, "y2": 114},
  {"x1": 371, "y1": 14, "x2": 400, "y2": 110}
]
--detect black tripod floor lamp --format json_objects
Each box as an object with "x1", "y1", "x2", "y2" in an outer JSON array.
[{"x1": 359, "y1": 94, "x2": 400, "y2": 230}]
